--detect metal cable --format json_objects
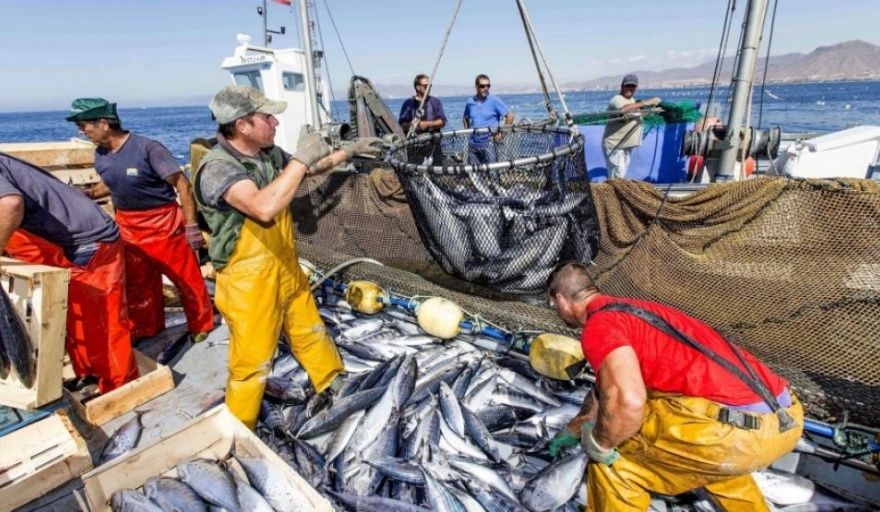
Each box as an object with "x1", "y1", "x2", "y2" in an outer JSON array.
[
  {"x1": 321, "y1": 0, "x2": 355, "y2": 76},
  {"x1": 704, "y1": 0, "x2": 736, "y2": 150},
  {"x1": 407, "y1": 0, "x2": 465, "y2": 139},
  {"x1": 514, "y1": 0, "x2": 576, "y2": 133},
  {"x1": 757, "y1": 0, "x2": 779, "y2": 128},
  {"x1": 310, "y1": 0, "x2": 339, "y2": 120},
  {"x1": 515, "y1": 0, "x2": 556, "y2": 124}
]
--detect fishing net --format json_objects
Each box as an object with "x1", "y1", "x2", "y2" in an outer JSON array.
[
  {"x1": 385, "y1": 125, "x2": 599, "y2": 295},
  {"x1": 287, "y1": 164, "x2": 880, "y2": 426},
  {"x1": 572, "y1": 100, "x2": 703, "y2": 132}
]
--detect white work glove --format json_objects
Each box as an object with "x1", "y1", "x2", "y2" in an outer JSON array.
[
  {"x1": 343, "y1": 137, "x2": 385, "y2": 159},
  {"x1": 292, "y1": 132, "x2": 332, "y2": 167}
]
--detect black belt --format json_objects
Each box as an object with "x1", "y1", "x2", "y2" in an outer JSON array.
[{"x1": 717, "y1": 407, "x2": 762, "y2": 431}]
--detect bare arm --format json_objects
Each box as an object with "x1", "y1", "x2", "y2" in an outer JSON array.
[
  {"x1": 307, "y1": 148, "x2": 350, "y2": 175},
  {"x1": 166, "y1": 172, "x2": 198, "y2": 225},
  {"x1": 223, "y1": 149, "x2": 348, "y2": 223},
  {"x1": 504, "y1": 112, "x2": 515, "y2": 125},
  {"x1": 619, "y1": 97, "x2": 661, "y2": 113},
  {"x1": 565, "y1": 388, "x2": 599, "y2": 435},
  {"x1": 0, "y1": 194, "x2": 24, "y2": 255},
  {"x1": 85, "y1": 180, "x2": 111, "y2": 199},
  {"x1": 592, "y1": 346, "x2": 647, "y2": 448}
]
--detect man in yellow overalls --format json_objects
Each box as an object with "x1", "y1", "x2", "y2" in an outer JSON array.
[{"x1": 194, "y1": 85, "x2": 383, "y2": 429}]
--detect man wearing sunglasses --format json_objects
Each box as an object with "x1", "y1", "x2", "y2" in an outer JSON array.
[
  {"x1": 398, "y1": 74, "x2": 447, "y2": 164},
  {"x1": 463, "y1": 74, "x2": 514, "y2": 165},
  {"x1": 602, "y1": 74, "x2": 661, "y2": 179}
]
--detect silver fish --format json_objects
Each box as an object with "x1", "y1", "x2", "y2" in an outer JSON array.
[
  {"x1": 100, "y1": 411, "x2": 145, "y2": 464},
  {"x1": 519, "y1": 452, "x2": 588, "y2": 512},
  {"x1": 328, "y1": 490, "x2": 431, "y2": 512},
  {"x1": 236, "y1": 454, "x2": 315, "y2": 512},
  {"x1": 177, "y1": 460, "x2": 240, "y2": 512},
  {"x1": 232, "y1": 473, "x2": 274, "y2": 512},
  {"x1": 143, "y1": 477, "x2": 208, "y2": 512},
  {"x1": 438, "y1": 382, "x2": 466, "y2": 437},
  {"x1": 110, "y1": 489, "x2": 164, "y2": 512}
]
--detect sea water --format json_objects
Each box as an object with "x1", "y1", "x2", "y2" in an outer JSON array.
[{"x1": 0, "y1": 80, "x2": 877, "y2": 165}]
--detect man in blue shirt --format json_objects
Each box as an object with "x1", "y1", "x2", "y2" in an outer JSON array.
[
  {"x1": 463, "y1": 74, "x2": 514, "y2": 165},
  {"x1": 399, "y1": 74, "x2": 447, "y2": 164}
]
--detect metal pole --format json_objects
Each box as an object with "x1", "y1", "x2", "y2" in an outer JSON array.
[
  {"x1": 298, "y1": 0, "x2": 321, "y2": 128},
  {"x1": 716, "y1": 0, "x2": 767, "y2": 181},
  {"x1": 263, "y1": 0, "x2": 269, "y2": 46}
]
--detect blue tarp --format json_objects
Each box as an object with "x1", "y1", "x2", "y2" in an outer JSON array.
[{"x1": 580, "y1": 122, "x2": 693, "y2": 183}]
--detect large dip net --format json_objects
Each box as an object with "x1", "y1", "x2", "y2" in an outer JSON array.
[
  {"x1": 386, "y1": 125, "x2": 599, "y2": 295},
  {"x1": 285, "y1": 162, "x2": 880, "y2": 426}
]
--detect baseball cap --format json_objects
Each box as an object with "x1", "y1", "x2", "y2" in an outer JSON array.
[
  {"x1": 209, "y1": 85, "x2": 287, "y2": 124},
  {"x1": 621, "y1": 74, "x2": 639, "y2": 87}
]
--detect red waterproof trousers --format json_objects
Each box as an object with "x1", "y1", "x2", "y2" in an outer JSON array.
[
  {"x1": 5, "y1": 231, "x2": 139, "y2": 393},
  {"x1": 115, "y1": 202, "x2": 214, "y2": 339}
]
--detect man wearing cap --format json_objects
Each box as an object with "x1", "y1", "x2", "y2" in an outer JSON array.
[
  {"x1": 546, "y1": 262, "x2": 803, "y2": 510},
  {"x1": 463, "y1": 74, "x2": 514, "y2": 165},
  {"x1": 67, "y1": 98, "x2": 215, "y2": 344},
  {"x1": 194, "y1": 85, "x2": 384, "y2": 429},
  {"x1": 602, "y1": 74, "x2": 661, "y2": 179},
  {"x1": 0, "y1": 151, "x2": 138, "y2": 393}
]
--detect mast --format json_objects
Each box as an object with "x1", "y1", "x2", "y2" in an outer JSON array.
[
  {"x1": 262, "y1": 0, "x2": 269, "y2": 46},
  {"x1": 716, "y1": 0, "x2": 768, "y2": 181},
  {"x1": 298, "y1": 0, "x2": 321, "y2": 128}
]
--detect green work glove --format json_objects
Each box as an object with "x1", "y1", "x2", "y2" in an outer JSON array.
[
  {"x1": 292, "y1": 131, "x2": 332, "y2": 167},
  {"x1": 548, "y1": 429, "x2": 580, "y2": 458},
  {"x1": 343, "y1": 136, "x2": 385, "y2": 159},
  {"x1": 581, "y1": 422, "x2": 620, "y2": 466}
]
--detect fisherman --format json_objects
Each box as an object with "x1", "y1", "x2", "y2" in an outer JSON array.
[
  {"x1": 463, "y1": 74, "x2": 514, "y2": 164},
  {"x1": 546, "y1": 262, "x2": 803, "y2": 511},
  {"x1": 66, "y1": 98, "x2": 215, "y2": 343},
  {"x1": 194, "y1": 85, "x2": 385, "y2": 429},
  {"x1": 602, "y1": 74, "x2": 661, "y2": 179},
  {"x1": 0, "y1": 151, "x2": 138, "y2": 393},
  {"x1": 399, "y1": 74, "x2": 447, "y2": 164}
]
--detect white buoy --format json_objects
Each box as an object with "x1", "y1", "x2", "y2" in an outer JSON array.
[
  {"x1": 345, "y1": 280, "x2": 385, "y2": 314},
  {"x1": 416, "y1": 297, "x2": 463, "y2": 339},
  {"x1": 529, "y1": 333, "x2": 586, "y2": 380}
]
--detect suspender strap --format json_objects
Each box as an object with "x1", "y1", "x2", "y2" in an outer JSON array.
[{"x1": 595, "y1": 303, "x2": 797, "y2": 433}]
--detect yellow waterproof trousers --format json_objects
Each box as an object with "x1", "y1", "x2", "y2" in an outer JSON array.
[
  {"x1": 215, "y1": 209, "x2": 344, "y2": 429},
  {"x1": 587, "y1": 393, "x2": 804, "y2": 511}
]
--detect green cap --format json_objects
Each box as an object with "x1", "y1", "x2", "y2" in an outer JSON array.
[
  {"x1": 209, "y1": 85, "x2": 287, "y2": 125},
  {"x1": 65, "y1": 98, "x2": 118, "y2": 122}
]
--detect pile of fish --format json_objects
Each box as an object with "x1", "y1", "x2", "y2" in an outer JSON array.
[
  {"x1": 256, "y1": 292, "x2": 593, "y2": 512},
  {"x1": 109, "y1": 451, "x2": 313, "y2": 511},
  {"x1": 0, "y1": 286, "x2": 36, "y2": 388}
]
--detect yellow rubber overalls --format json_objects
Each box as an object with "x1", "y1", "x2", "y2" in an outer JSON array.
[
  {"x1": 214, "y1": 207, "x2": 344, "y2": 429},
  {"x1": 587, "y1": 392, "x2": 804, "y2": 511}
]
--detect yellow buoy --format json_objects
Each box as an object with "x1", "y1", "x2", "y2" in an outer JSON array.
[
  {"x1": 529, "y1": 333, "x2": 586, "y2": 380},
  {"x1": 345, "y1": 280, "x2": 386, "y2": 314},
  {"x1": 416, "y1": 297, "x2": 463, "y2": 339}
]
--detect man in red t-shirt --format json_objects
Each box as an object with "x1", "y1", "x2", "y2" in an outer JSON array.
[{"x1": 546, "y1": 262, "x2": 803, "y2": 511}]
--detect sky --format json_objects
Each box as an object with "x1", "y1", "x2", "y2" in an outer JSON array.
[{"x1": 0, "y1": 0, "x2": 877, "y2": 112}]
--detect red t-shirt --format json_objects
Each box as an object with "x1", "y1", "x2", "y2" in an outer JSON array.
[{"x1": 582, "y1": 295, "x2": 787, "y2": 406}]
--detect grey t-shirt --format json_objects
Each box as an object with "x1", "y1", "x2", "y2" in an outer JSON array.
[
  {"x1": 602, "y1": 94, "x2": 643, "y2": 150},
  {"x1": 197, "y1": 135, "x2": 291, "y2": 210},
  {"x1": 0, "y1": 152, "x2": 119, "y2": 253}
]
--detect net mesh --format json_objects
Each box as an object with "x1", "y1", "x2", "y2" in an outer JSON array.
[
  {"x1": 386, "y1": 126, "x2": 599, "y2": 295},
  {"x1": 291, "y1": 157, "x2": 880, "y2": 425}
]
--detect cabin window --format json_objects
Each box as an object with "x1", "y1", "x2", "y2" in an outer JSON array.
[
  {"x1": 233, "y1": 71, "x2": 264, "y2": 91},
  {"x1": 282, "y1": 72, "x2": 305, "y2": 92}
]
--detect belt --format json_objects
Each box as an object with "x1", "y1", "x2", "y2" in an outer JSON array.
[{"x1": 716, "y1": 389, "x2": 792, "y2": 431}]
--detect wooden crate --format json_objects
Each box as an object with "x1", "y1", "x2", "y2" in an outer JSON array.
[
  {"x1": 64, "y1": 350, "x2": 175, "y2": 427},
  {"x1": 80, "y1": 405, "x2": 332, "y2": 512},
  {"x1": 0, "y1": 258, "x2": 70, "y2": 410},
  {"x1": 0, "y1": 409, "x2": 93, "y2": 512},
  {"x1": 0, "y1": 140, "x2": 95, "y2": 169}
]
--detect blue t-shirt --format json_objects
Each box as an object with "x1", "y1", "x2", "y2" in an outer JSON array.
[
  {"x1": 0, "y1": 152, "x2": 119, "y2": 253},
  {"x1": 398, "y1": 96, "x2": 447, "y2": 130},
  {"x1": 94, "y1": 133, "x2": 180, "y2": 211},
  {"x1": 463, "y1": 94, "x2": 509, "y2": 130}
]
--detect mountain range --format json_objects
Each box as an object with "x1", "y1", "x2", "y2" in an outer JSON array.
[{"x1": 367, "y1": 40, "x2": 880, "y2": 97}]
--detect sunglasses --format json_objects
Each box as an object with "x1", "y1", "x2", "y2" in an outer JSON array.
[{"x1": 478, "y1": 83, "x2": 491, "y2": 89}]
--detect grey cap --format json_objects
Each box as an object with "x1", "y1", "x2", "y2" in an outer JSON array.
[
  {"x1": 209, "y1": 85, "x2": 287, "y2": 124},
  {"x1": 621, "y1": 74, "x2": 639, "y2": 87}
]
